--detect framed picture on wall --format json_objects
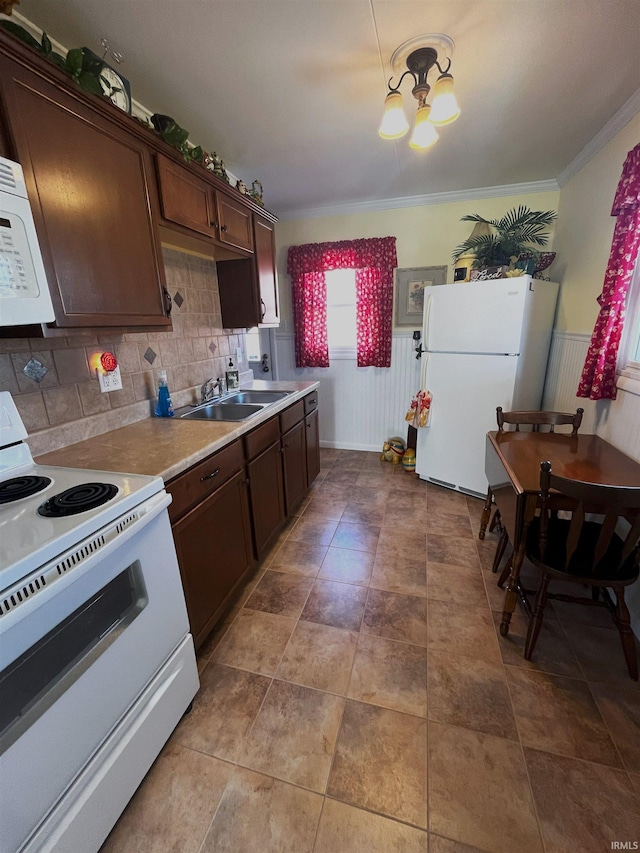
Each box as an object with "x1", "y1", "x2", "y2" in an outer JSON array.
[{"x1": 394, "y1": 266, "x2": 448, "y2": 327}]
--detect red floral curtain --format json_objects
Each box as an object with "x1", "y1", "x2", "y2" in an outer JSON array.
[
  {"x1": 287, "y1": 237, "x2": 397, "y2": 368},
  {"x1": 578, "y1": 143, "x2": 640, "y2": 400}
]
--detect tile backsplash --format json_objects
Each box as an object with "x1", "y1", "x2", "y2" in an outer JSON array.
[{"x1": 0, "y1": 248, "x2": 247, "y2": 456}]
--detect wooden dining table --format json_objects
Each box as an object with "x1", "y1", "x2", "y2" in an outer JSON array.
[{"x1": 484, "y1": 430, "x2": 640, "y2": 637}]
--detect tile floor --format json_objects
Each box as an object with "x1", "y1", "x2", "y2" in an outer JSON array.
[{"x1": 101, "y1": 448, "x2": 640, "y2": 853}]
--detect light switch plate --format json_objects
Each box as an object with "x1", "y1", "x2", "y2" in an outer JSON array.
[
  {"x1": 236, "y1": 347, "x2": 243, "y2": 365},
  {"x1": 98, "y1": 365, "x2": 123, "y2": 393}
]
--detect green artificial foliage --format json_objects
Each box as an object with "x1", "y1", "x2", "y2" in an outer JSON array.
[{"x1": 452, "y1": 206, "x2": 557, "y2": 269}]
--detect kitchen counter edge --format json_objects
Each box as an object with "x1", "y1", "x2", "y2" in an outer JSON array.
[{"x1": 35, "y1": 380, "x2": 320, "y2": 484}]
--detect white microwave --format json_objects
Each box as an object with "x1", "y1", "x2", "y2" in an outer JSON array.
[{"x1": 0, "y1": 156, "x2": 55, "y2": 326}]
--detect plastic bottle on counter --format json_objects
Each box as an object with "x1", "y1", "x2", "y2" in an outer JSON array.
[{"x1": 155, "y1": 369, "x2": 174, "y2": 417}]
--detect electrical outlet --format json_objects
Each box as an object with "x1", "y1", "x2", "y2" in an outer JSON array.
[
  {"x1": 98, "y1": 365, "x2": 123, "y2": 393},
  {"x1": 236, "y1": 347, "x2": 243, "y2": 365}
]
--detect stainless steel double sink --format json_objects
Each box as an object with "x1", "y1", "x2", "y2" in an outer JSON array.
[{"x1": 174, "y1": 389, "x2": 291, "y2": 422}]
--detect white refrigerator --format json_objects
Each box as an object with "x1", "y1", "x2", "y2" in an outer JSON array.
[{"x1": 415, "y1": 275, "x2": 559, "y2": 497}]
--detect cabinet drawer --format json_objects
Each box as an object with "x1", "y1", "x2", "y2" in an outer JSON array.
[
  {"x1": 304, "y1": 391, "x2": 318, "y2": 415},
  {"x1": 244, "y1": 415, "x2": 280, "y2": 461},
  {"x1": 167, "y1": 439, "x2": 244, "y2": 521},
  {"x1": 279, "y1": 400, "x2": 304, "y2": 434}
]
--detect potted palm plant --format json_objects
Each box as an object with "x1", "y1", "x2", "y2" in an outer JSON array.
[{"x1": 452, "y1": 205, "x2": 557, "y2": 273}]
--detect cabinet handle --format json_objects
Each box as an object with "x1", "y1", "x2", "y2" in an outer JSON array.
[
  {"x1": 308, "y1": 398, "x2": 316, "y2": 405},
  {"x1": 200, "y1": 468, "x2": 220, "y2": 482},
  {"x1": 163, "y1": 286, "x2": 172, "y2": 317},
  {"x1": 307, "y1": 423, "x2": 311, "y2": 428},
  {"x1": 260, "y1": 298, "x2": 266, "y2": 321},
  {"x1": 210, "y1": 221, "x2": 219, "y2": 229},
  {"x1": 220, "y1": 224, "x2": 228, "y2": 232}
]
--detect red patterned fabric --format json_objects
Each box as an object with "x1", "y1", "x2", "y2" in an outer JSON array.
[
  {"x1": 578, "y1": 143, "x2": 640, "y2": 400},
  {"x1": 287, "y1": 237, "x2": 397, "y2": 368}
]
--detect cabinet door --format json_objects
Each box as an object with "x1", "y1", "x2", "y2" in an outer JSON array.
[
  {"x1": 156, "y1": 153, "x2": 217, "y2": 239},
  {"x1": 305, "y1": 408, "x2": 320, "y2": 487},
  {"x1": 0, "y1": 54, "x2": 170, "y2": 328},
  {"x1": 247, "y1": 440, "x2": 286, "y2": 557},
  {"x1": 254, "y1": 214, "x2": 279, "y2": 326},
  {"x1": 281, "y1": 419, "x2": 307, "y2": 515},
  {"x1": 216, "y1": 192, "x2": 254, "y2": 252},
  {"x1": 172, "y1": 471, "x2": 253, "y2": 649}
]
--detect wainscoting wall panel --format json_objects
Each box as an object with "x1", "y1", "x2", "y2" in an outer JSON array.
[{"x1": 274, "y1": 332, "x2": 421, "y2": 451}]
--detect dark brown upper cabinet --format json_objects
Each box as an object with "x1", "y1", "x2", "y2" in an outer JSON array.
[
  {"x1": 217, "y1": 212, "x2": 280, "y2": 328},
  {"x1": 216, "y1": 192, "x2": 254, "y2": 253},
  {"x1": 0, "y1": 38, "x2": 170, "y2": 331},
  {"x1": 155, "y1": 152, "x2": 217, "y2": 240}
]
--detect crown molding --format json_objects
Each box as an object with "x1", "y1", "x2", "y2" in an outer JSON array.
[
  {"x1": 557, "y1": 88, "x2": 640, "y2": 187},
  {"x1": 278, "y1": 179, "x2": 560, "y2": 221}
]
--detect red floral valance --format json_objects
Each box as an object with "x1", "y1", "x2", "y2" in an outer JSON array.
[
  {"x1": 578, "y1": 143, "x2": 640, "y2": 400},
  {"x1": 287, "y1": 237, "x2": 397, "y2": 368}
]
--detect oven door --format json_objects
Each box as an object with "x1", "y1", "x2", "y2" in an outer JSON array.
[{"x1": 0, "y1": 491, "x2": 196, "y2": 853}]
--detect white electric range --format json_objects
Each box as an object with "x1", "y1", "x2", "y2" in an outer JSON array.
[{"x1": 0, "y1": 392, "x2": 199, "y2": 853}]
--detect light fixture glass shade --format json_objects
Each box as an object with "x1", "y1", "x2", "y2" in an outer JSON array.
[
  {"x1": 409, "y1": 104, "x2": 439, "y2": 149},
  {"x1": 429, "y1": 74, "x2": 460, "y2": 126},
  {"x1": 378, "y1": 91, "x2": 409, "y2": 139}
]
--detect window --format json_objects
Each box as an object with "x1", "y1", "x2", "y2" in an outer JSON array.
[
  {"x1": 245, "y1": 327, "x2": 261, "y2": 362},
  {"x1": 326, "y1": 269, "x2": 356, "y2": 356}
]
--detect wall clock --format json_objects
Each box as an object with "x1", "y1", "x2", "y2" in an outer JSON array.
[{"x1": 83, "y1": 47, "x2": 132, "y2": 114}]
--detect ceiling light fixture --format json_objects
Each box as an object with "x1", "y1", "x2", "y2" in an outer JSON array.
[{"x1": 379, "y1": 34, "x2": 460, "y2": 150}]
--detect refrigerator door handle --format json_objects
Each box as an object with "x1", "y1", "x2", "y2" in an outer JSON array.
[{"x1": 420, "y1": 292, "x2": 433, "y2": 390}]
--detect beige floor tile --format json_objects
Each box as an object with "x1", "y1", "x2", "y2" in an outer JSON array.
[
  {"x1": 269, "y1": 539, "x2": 328, "y2": 576},
  {"x1": 428, "y1": 599, "x2": 501, "y2": 664},
  {"x1": 590, "y1": 681, "x2": 640, "y2": 772},
  {"x1": 427, "y1": 650, "x2": 518, "y2": 740},
  {"x1": 331, "y1": 521, "x2": 381, "y2": 553},
  {"x1": 428, "y1": 722, "x2": 542, "y2": 853},
  {"x1": 319, "y1": 546, "x2": 375, "y2": 585},
  {"x1": 386, "y1": 488, "x2": 427, "y2": 512},
  {"x1": 506, "y1": 666, "x2": 621, "y2": 766},
  {"x1": 196, "y1": 605, "x2": 239, "y2": 660},
  {"x1": 301, "y1": 579, "x2": 368, "y2": 631},
  {"x1": 315, "y1": 799, "x2": 427, "y2": 853},
  {"x1": 389, "y1": 472, "x2": 425, "y2": 493},
  {"x1": 313, "y1": 482, "x2": 356, "y2": 502},
  {"x1": 362, "y1": 588, "x2": 428, "y2": 646},
  {"x1": 327, "y1": 700, "x2": 427, "y2": 829},
  {"x1": 370, "y1": 553, "x2": 427, "y2": 597},
  {"x1": 244, "y1": 570, "x2": 313, "y2": 617},
  {"x1": 348, "y1": 634, "x2": 427, "y2": 716},
  {"x1": 426, "y1": 511, "x2": 474, "y2": 539},
  {"x1": 427, "y1": 534, "x2": 481, "y2": 570},
  {"x1": 201, "y1": 767, "x2": 322, "y2": 853},
  {"x1": 325, "y1": 468, "x2": 359, "y2": 485},
  {"x1": 288, "y1": 515, "x2": 339, "y2": 546},
  {"x1": 382, "y1": 505, "x2": 428, "y2": 531},
  {"x1": 276, "y1": 621, "x2": 358, "y2": 694},
  {"x1": 428, "y1": 835, "x2": 486, "y2": 853},
  {"x1": 100, "y1": 742, "x2": 233, "y2": 853},
  {"x1": 427, "y1": 562, "x2": 487, "y2": 606},
  {"x1": 551, "y1": 596, "x2": 619, "y2": 630},
  {"x1": 476, "y1": 536, "x2": 503, "y2": 572},
  {"x1": 240, "y1": 680, "x2": 344, "y2": 792},
  {"x1": 563, "y1": 622, "x2": 640, "y2": 684},
  {"x1": 302, "y1": 498, "x2": 348, "y2": 520},
  {"x1": 172, "y1": 663, "x2": 270, "y2": 762},
  {"x1": 492, "y1": 609, "x2": 583, "y2": 678},
  {"x1": 212, "y1": 609, "x2": 295, "y2": 675},
  {"x1": 356, "y1": 471, "x2": 394, "y2": 490},
  {"x1": 525, "y1": 747, "x2": 640, "y2": 853},
  {"x1": 341, "y1": 501, "x2": 386, "y2": 527},
  {"x1": 377, "y1": 528, "x2": 427, "y2": 562},
  {"x1": 348, "y1": 484, "x2": 392, "y2": 506},
  {"x1": 426, "y1": 486, "x2": 469, "y2": 514}
]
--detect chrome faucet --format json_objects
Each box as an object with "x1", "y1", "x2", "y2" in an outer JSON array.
[{"x1": 201, "y1": 377, "x2": 225, "y2": 403}]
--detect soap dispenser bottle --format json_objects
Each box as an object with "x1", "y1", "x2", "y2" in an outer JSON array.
[
  {"x1": 155, "y1": 369, "x2": 174, "y2": 417},
  {"x1": 225, "y1": 358, "x2": 239, "y2": 390}
]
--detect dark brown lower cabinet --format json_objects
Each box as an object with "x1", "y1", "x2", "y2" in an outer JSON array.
[
  {"x1": 281, "y1": 419, "x2": 307, "y2": 514},
  {"x1": 305, "y1": 408, "x2": 320, "y2": 486},
  {"x1": 172, "y1": 470, "x2": 253, "y2": 649},
  {"x1": 247, "y1": 440, "x2": 285, "y2": 557}
]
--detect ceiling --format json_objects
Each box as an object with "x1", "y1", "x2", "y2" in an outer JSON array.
[{"x1": 15, "y1": 0, "x2": 640, "y2": 218}]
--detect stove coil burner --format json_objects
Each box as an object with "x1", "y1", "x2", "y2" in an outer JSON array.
[
  {"x1": 0, "y1": 476, "x2": 52, "y2": 504},
  {"x1": 37, "y1": 482, "x2": 118, "y2": 517}
]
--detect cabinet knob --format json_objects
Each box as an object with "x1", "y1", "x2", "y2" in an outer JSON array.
[
  {"x1": 200, "y1": 468, "x2": 220, "y2": 482},
  {"x1": 162, "y1": 286, "x2": 173, "y2": 317},
  {"x1": 220, "y1": 224, "x2": 228, "y2": 232},
  {"x1": 210, "y1": 221, "x2": 219, "y2": 229}
]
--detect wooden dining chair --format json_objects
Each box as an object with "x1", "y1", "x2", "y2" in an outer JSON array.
[
  {"x1": 479, "y1": 406, "x2": 584, "y2": 576},
  {"x1": 523, "y1": 460, "x2": 640, "y2": 680}
]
